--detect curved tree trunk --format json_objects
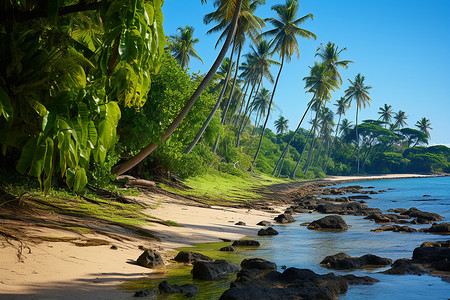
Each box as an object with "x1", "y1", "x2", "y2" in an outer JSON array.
[
  {"x1": 356, "y1": 108, "x2": 360, "y2": 174},
  {"x1": 302, "y1": 105, "x2": 321, "y2": 175},
  {"x1": 112, "y1": 0, "x2": 243, "y2": 176},
  {"x1": 232, "y1": 80, "x2": 250, "y2": 126},
  {"x1": 250, "y1": 56, "x2": 284, "y2": 170},
  {"x1": 184, "y1": 38, "x2": 236, "y2": 155},
  {"x1": 290, "y1": 124, "x2": 313, "y2": 179},
  {"x1": 236, "y1": 76, "x2": 261, "y2": 147},
  {"x1": 323, "y1": 113, "x2": 342, "y2": 173},
  {"x1": 271, "y1": 92, "x2": 316, "y2": 175}
]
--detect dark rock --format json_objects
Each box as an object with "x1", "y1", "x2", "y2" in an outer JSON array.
[
  {"x1": 400, "y1": 207, "x2": 443, "y2": 222},
  {"x1": 192, "y1": 260, "x2": 239, "y2": 280},
  {"x1": 411, "y1": 217, "x2": 432, "y2": 224},
  {"x1": 241, "y1": 258, "x2": 277, "y2": 270},
  {"x1": 388, "y1": 208, "x2": 408, "y2": 214},
  {"x1": 235, "y1": 221, "x2": 246, "y2": 226},
  {"x1": 382, "y1": 259, "x2": 427, "y2": 275},
  {"x1": 257, "y1": 227, "x2": 279, "y2": 236},
  {"x1": 110, "y1": 245, "x2": 118, "y2": 250},
  {"x1": 134, "y1": 289, "x2": 157, "y2": 297},
  {"x1": 367, "y1": 186, "x2": 375, "y2": 189},
  {"x1": 371, "y1": 225, "x2": 418, "y2": 233},
  {"x1": 256, "y1": 220, "x2": 273, "y2": 226},
  {"x1": 412, "y1": 240, "x2": 450, "y2": 263},
  {"x1": 136, "y1": 249, "x2": 164, "y2": 269},
  {"x1": 340, "y1": 274, "x2": 379, "y2": 285},
  {"x1": 433, "y1": 260, "x2": 450, "y2": 271},
  {"x1": 364, "y1": 213, "x2": 393, "y2": 223},
  {"x1": 422, "y1": 222, "x2": 450, "y2": 234},
  {"x1": 232, "y1": 240, "x2": 260, "y2": 247},
  {"x1": 423, "y1": 194, "x2": 431, "y2": 197},
  {"x1": 220, "y1": 238, "x2": 232, "y2": 242},
  {"x1": 173, "y1": 251, "x2": 213, "y2": 264},
  {"x1": 348, "y1": 195, "x2": 372, "y2": 200},
  {"x1": 321, "y1": 253, "x2": 392, "y2": 269},
  {"x1": 220, "y1": 246, "x2": 236, "y2": 252},
  {"x1": 274, "y1": 213, "x2": 296, "y2": 223},
  {"x1": 158, "y1": 280, "x2": 199, "y2": 294},
  {"x1": 133, "y1": 290, "x2": 158, "y2": 297},
  {"x1": 307, "y1": 215, "x2": 348, "y2": 231},
  {"x1": 378, "y1": 190, "x2": 387, "y2": 193}
]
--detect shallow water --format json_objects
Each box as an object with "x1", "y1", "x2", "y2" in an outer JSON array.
[{"x1": 125, "y1": 177, "x2": 450, "y2": 299}]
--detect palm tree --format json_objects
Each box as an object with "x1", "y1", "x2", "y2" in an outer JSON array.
[
  {"x1": 113, "y1": 0, "x2": 243, "y2": 175},
  {"x1": 186, "y1": 0, "x2": 265, "y2": 154},
  {"x1": 377, "y1": 104, "x2": 393, "y2": 127},
  {"x1": 272, "y1": 61, "x2": 338, "y2": 175},
  {"x1": 323, "y1": 97, "x2": 348, "y2": 172},
  {"x1": 344, "y1": 73, "x2": 372, "y2": 174},
  {"x1": 339, "y1": 118, "x2": 353, "y2": 138},
  {"x1": 236, "y1": 40, "x2": 278, "y2": 146},
  {"x1": 415, "y1": 117, "x2": 432, "y2": 139},
  {"x1": 315, "y1": 42, "x2": 353, "y2": 84},
  {"x1": 274, "y1": 115, "x2": 289, "y2": 134},
  {"x1": 168, "y1": 26, "x2": 203, "y2": 69},
  {"x1": 393, "y1": 110, "x2": 408, "y2": 129},
  {"x1": 251, "y1": 0, "x2": 316, "y2": 169}
]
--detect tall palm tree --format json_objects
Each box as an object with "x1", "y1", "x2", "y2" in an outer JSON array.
[
  {"x1": 251, "y1": 0, "x2": 316, "y2": 169},
  {"x1": 344, "y1": 73, "x2": 372, "y2": 174},
  {"x1": 274, "y1": 115, "x2": 289, "y2": 134},
  {"x1": 315, "y1": 42, "x2": 353, "y2": 84},
  {"x1": 377, "y1": 104, "x2": 393, "y2": 127},
  {"x1": 323, "y1": 97, "x2": 348, "y2": 172},
  {"x1": 393, "y1": 110, "x2": 408, "y2": 129},
  {"x1": 186, "y1": 0, "x2": 265, "y2": 154},
  {"x1": 272, "y1": 61, "x2": 338, "y2": 175},
  {"x1": 415, "y1": 117, "x2": 432, "y2": 139},
  {"x1": 168, "y1": 26, "x2": 203, "y2": 69},
  {"x1": 236, "y1": 40, "x2": 278, "y2": 146},
  {"x1": 113, "y1": 0, "x2": 243, "y2": 175},
  {"x1": 339, "y1": 118, "x2": 353, "y2": 138}
]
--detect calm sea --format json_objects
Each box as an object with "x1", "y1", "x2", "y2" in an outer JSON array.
[
  {"x1": 250, "y1": 176, "x2": 450, "y2": 299},
  {"x1": 130, "y1": 177, "x2": 450, "y2": 299}
]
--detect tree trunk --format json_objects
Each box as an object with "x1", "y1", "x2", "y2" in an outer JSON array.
[
  {"x1": 232, "y1": 80, "x2": 250, "y2": 126},
  {"x1": 290, "y1": 124, "x2": 313, "y2": 179},
  {"x1": 112, "y1": 0, "x2": 243, "y2": 176},
  {"x1": 303, "y1": 105, "x2": 321, "y2": 175},
  {"x1": 236, "y1": 75, "x2": 261, "y2": 147},
  {"x1": 356, "y1": 108, "x2": 360, "y2": 174},
  {"x1": 221, "y1": 44, "x2": 242, "y2": 125},
  {"x1": 323, "y1": 113, "x2": 342, "y2": 173},
  {"x1": 271, "y1": 93, "x2": 316, "y2": 175},
  {"x1": 250, "y1": 56, "x2": 284, "y2": 170},
  {"x1": 184, "y1": 38, "x2": 236, "y2": 155}
]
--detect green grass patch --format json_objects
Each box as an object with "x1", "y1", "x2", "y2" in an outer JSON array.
[{"x1": 162, "y1": 169, "x2": 289, "y2": 205}]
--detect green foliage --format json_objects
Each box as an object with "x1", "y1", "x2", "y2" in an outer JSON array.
[{"x1": 0, "y1": 1, "x2": 165, "y2": 192}]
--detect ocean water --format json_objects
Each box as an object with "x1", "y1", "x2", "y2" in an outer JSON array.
[
  {"x1": 127, "y1": 177, "x2": 450, "y2": 299},
  {"x1": 248, "y1": 176, "x2": 450, "y2": 299}
]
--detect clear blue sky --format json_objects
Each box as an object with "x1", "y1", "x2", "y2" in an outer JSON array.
[{"x1": 162, "y1": 0, "x2": 450, "y2": 146}]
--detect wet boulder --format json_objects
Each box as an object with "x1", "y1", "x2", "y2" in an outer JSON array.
[
  {"x1": 274, "y1": 213, "x2": 296, "y2": 223},
  {"x1": 256, "y1": 220, "x2": 273, "y2": 226},
  {"x1": 382, "y1": 259, "x2": 427, "y2": 275},
  {"x1": 232, "y1": 240, "x2": 260, "y2": 247},
  {"x1": 307, "y1": 215, "x2": 348, "y2": 231},
  {"x1": 400, "y1": 207, "x2": 443, "y2": 222},
  {"x1": 241, "y1": 258, "x2": 277, "y2": 270},
  {"x1": 192, "y1": 260, "x2": 239, "y2": 280},
  {"x1": 220, "y1": 246, "x2": 236, "y2": 252},
  {"x1": 412, "y1": 240, "x2": 450, "y2": 263},
  {"x1": 371, "y1": 225, "x2": 418, "y2": 233},
  {"x1": 340, "y1": 274, "x2": 379, "y2": 285},
  {"x1": 321, "y1": 253, "x2": 392, "y2": 269},
  {"x1": 422, "y1": 222, "x2": 450, "y2": 234},
  {"x1": 173, "y1": 251, "x2": 213, "y2": 264},
  {"x1": 158, "y1": 280, "x2": 199, "y2": 295},
  {"x1": 257, "y1": 227, "x2": 279, "y2": 236},
  {"x1": 235, "y1": 221, "x2": 246, "y2": 226},
  {"x1": 136, "y1": 249, "x2": 164, "y2": 269}
]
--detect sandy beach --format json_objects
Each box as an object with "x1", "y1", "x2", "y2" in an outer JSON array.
[{"x1": 0, "y1": 173, "x2": 441, "y2": 299}]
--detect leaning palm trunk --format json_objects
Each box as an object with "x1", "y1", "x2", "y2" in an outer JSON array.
[
  {"x1": 290, "y1": 124, "x2": 313, "y2": 178},
  {"x1": 236, "y1": 76, "x2": 261, "y2": 147},
  {"x1": 302, "y1": 106, "x2": 321, "y2": 175},
  {"x1": 184, "y1": 40, "x2": 236, "y2": 155},
  {"x1": 232, "y1": 80, "x2": 250, "y2": 126},
  {"x1": 323, "y1": 113, "x2": 342, "y2": 173},
  {"x1": 212, "y1": 44, "x2": 243, "y2": 153},
  {"x1": 271, "y1": 92, "x2": 316, "y2": 175},
  {"x1": 112, "y1": 0, "x2": 243, "y2": 175},
  {"x1": 250, "y1": 56, "x2": 284, "y2": 170},
  {"x1": 356, "y1": 109, "x2": 360, "y2": 173}
]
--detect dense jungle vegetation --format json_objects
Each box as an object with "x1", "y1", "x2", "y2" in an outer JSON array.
[{"x1": 1, "y1": 0, "x2": 448, "y2": 194}]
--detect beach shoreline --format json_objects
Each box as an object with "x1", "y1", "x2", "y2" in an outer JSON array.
[{"x1": 0, "y1": 173, "x2": 445, "y2": 299}]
